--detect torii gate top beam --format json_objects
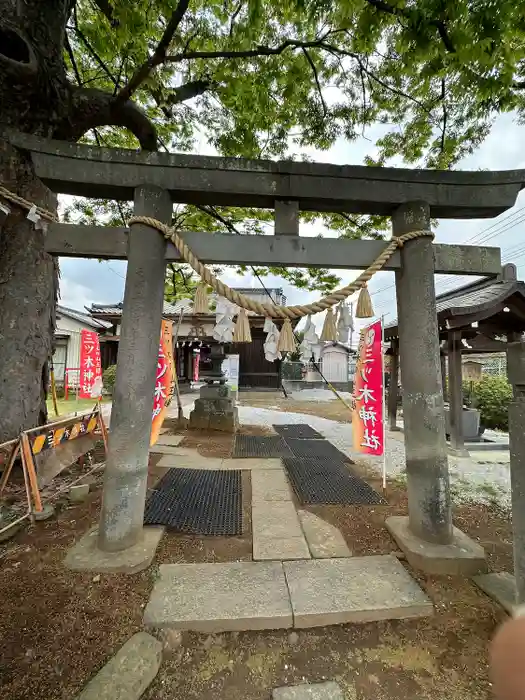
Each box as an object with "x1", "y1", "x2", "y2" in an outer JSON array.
[{"x1": 7, "y1": 131, "x2": 525, "y2": 218}]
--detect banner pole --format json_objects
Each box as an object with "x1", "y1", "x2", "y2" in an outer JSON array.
[{"x1": 381, "y1": 314, "x2": 387, "y2": 492}]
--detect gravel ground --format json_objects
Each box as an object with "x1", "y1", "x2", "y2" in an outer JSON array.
[
  {"x1": 177, "y1": 393, "x2": 512, "y2": 510},
  {"x1": 235, "y1": 405, "x2": 512, "y2": 511}
]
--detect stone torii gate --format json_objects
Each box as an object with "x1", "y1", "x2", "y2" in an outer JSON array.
[{"x1": 8, "y1": 131, "x2": 524, "y2": 576}]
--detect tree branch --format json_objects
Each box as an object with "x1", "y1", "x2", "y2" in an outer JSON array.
[
  {"x1": 55, "y1": 86, "x2": 157, "y2": 150},
  {"x1": 364, "y1": 0, "x2": 455, "y2": 53},
  {"x1": 116, "y1": 0, "x2": 190, "y2": 104},
  {"x1": 70, "y1": 25, "x2": 118, "y2": 86},
  {"x1": 91, "y1": 0, "x2": 119, "y2": 27},
  {"x1": 302, "y1": 48, "x2": 327, "y2": 117}
]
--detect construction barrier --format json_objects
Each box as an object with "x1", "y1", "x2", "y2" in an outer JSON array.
[{"x1": 0, "y1": 404, "x2": 108, "y2": 537}]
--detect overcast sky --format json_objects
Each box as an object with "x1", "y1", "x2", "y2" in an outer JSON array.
[{"x1": 58, "y1": 111, "x2": 525, "y2": 345}]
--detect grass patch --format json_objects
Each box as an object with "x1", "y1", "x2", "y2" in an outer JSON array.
[{"x1": 46, "y1": 396, "x2": 110, "y2": 419}]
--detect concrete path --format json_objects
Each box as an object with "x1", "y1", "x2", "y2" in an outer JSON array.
[
  {"x1": 251, "y1": 470, "x2": 310, "y2": 561},
  {"x1": 156, "y1": 450, "x2": 284, "y2": 471},
  {"x1": 76, "y1": 632, "x2": 161, "y2": 700},
  {"x1": 143, "y1": 555, "x2": 432, "y2": 633},
  {"x1": 298, "y1": 511, "x2": 352, "y2": 558}
]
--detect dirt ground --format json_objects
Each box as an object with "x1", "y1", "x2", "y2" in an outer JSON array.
[
  {"x1": 239, "y1": 392, "x2": 353, "y2": 423},
  {"x1": 0, "y1": 411, "x2": 512, "y2": 700}
]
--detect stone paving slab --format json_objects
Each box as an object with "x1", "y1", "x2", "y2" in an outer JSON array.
[
  {"x1": 284, "y1": 555, "x2": 433, "y2": 628},
  {"x1": 298, "y1": 511, "x2": 352, "y2": 559},
  {"x1": 252, "y1": 501, "x2": 304, "y2": 540},
  {"x1": 64, "y1": 526, "x2": 164, "y2": 574},
  {"x1": 150, "y1": 443, "x2": 194, "y2": 456},
  {"x1": 473, "y1": 571, "x2": 517, "y2": 614},
  {"x1": 252, "y1": 470, "x2": 292, "y2": 501},
  {"x1": 76, "y1": 632, "x2": 161, "y2": 700},
  {"x1": 221, "y1": 458, "x2": 284, "y2": 471},
  {"x1": 143, "y1": 561, "x2": 293, "y2": 632},
  {"x1": 156, "y1": 454, "x2": 223, "y2": 470},
  {"x1": 273, "y1": 682, "x2": 344, "y2": 699},
  {"x1": 154, "y1": 435, "x2": 184, "y2": 447},
  {"x1": 254, "y1": 536, "x2": 311, "y2": 561}
]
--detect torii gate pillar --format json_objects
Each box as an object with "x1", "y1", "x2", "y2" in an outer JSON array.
[
  {"x1": 98, "y1": 186, "x2": 171, "y2": 552},
  {"x1": 385, "y1": 202, "x2": 486, "y2": 574}
]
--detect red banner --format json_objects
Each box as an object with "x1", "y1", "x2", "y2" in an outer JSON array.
[
  {"x1": 150, "y1": 320, "x2": 175, "y2": 446},
  {"x1": 352, "y1": 320, "x2": 384, "y2": 456},
  {"x1": 79, "y1": 330, "x2": 102, "y2": 399}
]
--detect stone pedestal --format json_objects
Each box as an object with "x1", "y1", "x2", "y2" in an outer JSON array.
[{"x1": 189, "y1": 382, "x2": 238, "y2": 433}]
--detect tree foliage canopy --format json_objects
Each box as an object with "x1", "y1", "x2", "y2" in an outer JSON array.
[{"x1": 56, "y1": 0, "x2": 525, "y2": 290}]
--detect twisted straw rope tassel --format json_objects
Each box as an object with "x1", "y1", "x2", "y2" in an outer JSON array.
[{"x1": 128, "y1": 216, "x2": 433, "y2": 320}]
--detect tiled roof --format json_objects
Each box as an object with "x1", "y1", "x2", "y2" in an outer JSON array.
[
  {"x1": 57, "y1": 305, "x2": 111, "y2": 329},
  {"x1": 384, "y1": 276, "x2": 525, "y2": 336},
  {"x1": 88, "y1": 288, "x2": 285, "y2": 319},
  {"x1": 89, "y1": 300, "x2": 189, "y2": 317}
]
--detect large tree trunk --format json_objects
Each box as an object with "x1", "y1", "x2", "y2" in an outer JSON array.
[
  {"x1": 0, "y1": 139, "x2": 58, "y2": 442},
  {"x1": 0, "y1": 1, "x2": 156, "y2": 441},
  {"x1": 0, "y1": 0, "x2": 69, "y2": 442}
]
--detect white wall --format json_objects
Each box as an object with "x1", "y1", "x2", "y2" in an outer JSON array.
[
  {"x1": 53, "y1": 314, "x2": 99, "y2": 383},
  {"x1": 321, "y1": 346, "x2": 349, "y2": 383}
]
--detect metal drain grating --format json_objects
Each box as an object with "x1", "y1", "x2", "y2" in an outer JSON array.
[
  {"x1": 282, "y1": 458, "x2": 385, "y2": 506},
  {"x1": 144, "y1": 468, "x2": 243, "y2": 535},
  {"x1": 273, "y1": 424, "x2": 324, "y2": 440},
  {"x1": 285, "y1": 438, "x2": 353, "y2": 463},
  {"x1": 232, "y1": 435, "x2": 293, "y2": 458}
]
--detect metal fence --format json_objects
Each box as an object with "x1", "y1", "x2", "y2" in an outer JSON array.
[{"x1": 466, "y1": 353, "x2": 507, "y2": 378}]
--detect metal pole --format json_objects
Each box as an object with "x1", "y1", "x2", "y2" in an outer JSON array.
[{"x1": 381, "y1": 314, "x2": 387, "y2": 491}]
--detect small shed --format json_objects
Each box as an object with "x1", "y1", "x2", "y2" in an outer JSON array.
[{"x1": 321, "y1": 342, "x2": 352, "y2": 384}]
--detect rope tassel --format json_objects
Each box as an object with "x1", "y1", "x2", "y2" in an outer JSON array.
[
  {"x1": 320, "y1": 307, "x2": 337, "y2": 341},
  {"x1": 233, "y1": 308, "x2": 252, "y2": 343},
  {"x1": 356, "y1": 284, "x2": 374, "y2": 318},
  {"x1": 193, "y1": 282, "x2": 209, "y2": 314},
  {"x1": 277, "y1": 318, "x2": 296, "y2": 353}
]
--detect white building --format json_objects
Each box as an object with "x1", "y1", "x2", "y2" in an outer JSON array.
[{"x1": 53, "y1": 306, "x2": 109, "y2": 385}]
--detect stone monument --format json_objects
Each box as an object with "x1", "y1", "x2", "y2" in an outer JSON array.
[{"x1": 189, "y1": 344, "x2": 238, "y2": 433}]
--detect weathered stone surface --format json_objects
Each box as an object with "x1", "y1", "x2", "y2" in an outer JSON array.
[
  {"x1": 273, "y1": 682, "x2": 344, "y2": 700},
  {"x1": 252, "y1": 470, "x2": 292, "y2": 501},
  {"x1": 156, "y1": 453, "x2": 223, "y2": 470},
  {"x1": 150, "y1": 443, "x2": 192, "y2": 455},
  {"x1": 209, "y1": 413, "x2": 238, "y2": 433},
  {"x1": 143, "y1": 562, "x2": 292, "y2": 632},
  {"x1": 200, "y1": 384, "x2": 231, "y2": 399},
  {"x1": 284, "y1": 555, "x2": 433, "y2": 628},
  {"x1": 189, "y1": 382, "x2": 238, "y2": 433},
  {"x1": 221, "y1": 458, "x2": 284, "y2": 471},
  {"x1": 252, "y1": 502, "x2": 303, "y2": 540},
  {"x1": 22, "y1": 132, "x2": 523, "y2": 219},
  {"x1": 254, "y1": 537, "x2": 310, "y2": 562},
  {"x1": 76, "y1": 632, "x2": 161, "y2": 700},
  {"x1": 98, "y1": 186, "x2": 171, "y2": 552},
  {"x1": 34, "y1": 503, "x2": 55, "y2": 521},
  {"x1": 386, "y1": 515, "x2": 486, "y2": 576},
  {"x1": 298, "y1": 511, "x2": 352, "y2": 559},
  {"x1": 393, "y1": 202, "x2": 452, "y2": 545},
  {"x1": 152, "y1": 628, "x2": 183, "y2": 656},
  {"x1": 64, "y1": 525, "x2": 164, "y2": 574},
  {"x1": 154, "y1": 435, "x2": 184, "y2": 447},
  {"x1": 69, "y1": 484, "x2": 90, "y2": 502},
  {"x1": 473, "y1": 572, "x2": 517, "y2": 615},
  {"x1": 188, "y1": 414, "x2": 210, "y2": 430}
]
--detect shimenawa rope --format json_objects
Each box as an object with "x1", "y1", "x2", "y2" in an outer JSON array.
[
  {"x1": 127, "y1": 215, "x2": 433, "y2": 320},
  {"x1": 0, "y1": 183, "x2": 434, "y2": 321}
]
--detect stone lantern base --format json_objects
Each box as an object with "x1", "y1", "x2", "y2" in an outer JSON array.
[{"x1": 189, "y1": 381, "x2": 239, "y2": 433}]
